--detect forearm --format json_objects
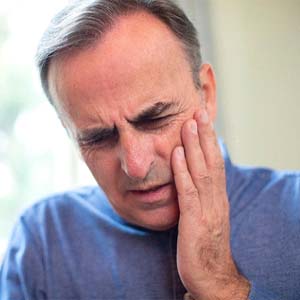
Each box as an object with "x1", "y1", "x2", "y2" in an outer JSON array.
[{"x1": 184, "y1": 274, "x2": 251, "y2": 300}]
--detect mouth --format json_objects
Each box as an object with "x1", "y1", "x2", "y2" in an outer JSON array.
[
  {"x1": 128, "y1": 182, "x2": 175, "y2": 206},
  {"x1": 131, "y1": 183, "x2": 170, "y2": 193}
]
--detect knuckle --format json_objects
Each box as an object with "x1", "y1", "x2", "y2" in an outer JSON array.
[
  {"x1": 205, "y1": 125, "x2": 215, "y2": 136},
  {"x1": 176, "y1": 166, "x2": 189, "y2": 178},
  {"x1": 214, "y1": 159, "x2": 225, "y2": 170},
  {"x1": 182, "y1": 186, "x2": 199, "y2": 199},
  {"x1": 217, "y1": 161, "x2": 225, "y2": 171},
  {"x1": 210, "y1": 160, "x2": 225, "y2": 176},
  {"x1": 211, "y1": 222, "x2": 224, "y2": 238},
  {"x1": 194, "y1": 173, "x2": 212, "y2": 184}
]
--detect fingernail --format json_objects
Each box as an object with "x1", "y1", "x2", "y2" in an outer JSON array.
[
  {"x1": 200, "y1": 110, "x2": 209, "y2": 124},
  {"x1": 176, "y1": 147, "x2": 185, "y2": 160},
  {"x1": 190, "y1": 120, "x2": 198, "y2": 134}
]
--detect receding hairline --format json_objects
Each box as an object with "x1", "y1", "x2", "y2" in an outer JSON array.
[
  {"x1": 49, "y1": 9, "x2": 192, "y2": 67},
  {"x1": 48, "y1": 10, "x2": 197, "y2": 112},
  {"x1": 37, "y1": 0, "x2": 202, "y2": 104}
]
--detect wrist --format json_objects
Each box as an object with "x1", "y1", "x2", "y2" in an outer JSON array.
[
  {"x1": 184, "y1": 274, "x2": 251, "y2": 300},
  {"x1": 224, "y1": 275, "x2": 251, "y2": 300}
]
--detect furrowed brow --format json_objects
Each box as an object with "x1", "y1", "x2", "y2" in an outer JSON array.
[
  {"x1": 129, "y1": 101, "x2": 178, "y2": 123},
  {"x1": 77, "y1": 126, "x2": 116, "y2": 143}
]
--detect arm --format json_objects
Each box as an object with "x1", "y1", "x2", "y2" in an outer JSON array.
[
  {"x1": 0, "y1": 217, "x2": 46, "y2": 300},
  {"x1": 184, "y1": 283, "x2": 280, "y2": 300}
]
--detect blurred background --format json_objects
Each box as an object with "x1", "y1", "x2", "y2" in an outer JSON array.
[{"x1": 0, "y1": 0, "x2": 299, "y2": 260}]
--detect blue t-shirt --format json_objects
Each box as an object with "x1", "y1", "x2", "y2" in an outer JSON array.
[{"x1": 1, "y1": 145, "x2": 300, "y2": 300}]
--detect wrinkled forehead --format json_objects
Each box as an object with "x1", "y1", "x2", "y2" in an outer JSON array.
[{"x1": 48, "y1": 11, "x2": 195, "y2": 127}]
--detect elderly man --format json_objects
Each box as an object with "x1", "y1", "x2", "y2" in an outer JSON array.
[{"x1": 1, "y1": 0, "x2": 299, "y2": 299}]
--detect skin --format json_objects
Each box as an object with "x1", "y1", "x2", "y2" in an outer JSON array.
[{"x1": 48, "y1": 11, "x2": 250, "y2": 300}]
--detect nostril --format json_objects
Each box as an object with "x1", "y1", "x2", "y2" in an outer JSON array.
[
  {"x1": 118, "y1": 131, "x2": 154, "y2": 179},
  {"x1": 121, "y1": 155, "x2": 149, "y2": 179},
  {"x1": 120, "y1": 148, "x2": 155, "y2": 180}
]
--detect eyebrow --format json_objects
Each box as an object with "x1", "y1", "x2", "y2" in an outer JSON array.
[
  {"x1": 128, "y1": 101, "x2": 178, "y2": 124},
  {"x1": 77, "y1": 127, "x2": 116, "y2": 144},
  {"x1": 76, "y1": 101, "x2": 179, "y2": 143}
]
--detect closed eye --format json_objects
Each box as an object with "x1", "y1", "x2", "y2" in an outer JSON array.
[
  {"x1": 78, "y1": 127, "x2": 118, "y2": 149},
  {"x1": 80, "y1": 136, "x2": 117, "y2": 148},
  {"x1": 133, "y1": 115, "x2": 173, "y2": 131}
]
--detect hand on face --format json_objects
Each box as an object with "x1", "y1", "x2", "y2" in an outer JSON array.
[{"x1": 171, "y1": 109, "x2": 250, "y2": 300}]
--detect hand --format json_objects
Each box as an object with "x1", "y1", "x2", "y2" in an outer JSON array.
[{"x1": 171, "y1": 109, "x2": 250, "y2": 300}]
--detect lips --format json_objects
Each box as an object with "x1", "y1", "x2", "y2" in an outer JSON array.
[
  {"x1": 127, "y1": 182, "x2": 175, "y2": 206},
  {"x1": 130, "y1": 182, "x2": 170, "y2": 193}
]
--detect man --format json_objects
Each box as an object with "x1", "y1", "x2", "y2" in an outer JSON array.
[{"x1": 0, "y1": 0, "x2": 299, "y2": 299}]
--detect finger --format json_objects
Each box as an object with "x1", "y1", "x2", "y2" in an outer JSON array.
[
  {"x1": 171, "y1": 146, "x2": 202, "y2": 217},
  {"x1": 181, "y1": 119, "x2": 207, "y2": 185},
  {"x1": 194, "y1": 109, "x2": 228, "y2": 210},
  {"x1": 180, "y1": 119, "x2": 214, "y2": 215},
  {"x1": 194, "y1": 109, "x2": 226, "y2": 185}
]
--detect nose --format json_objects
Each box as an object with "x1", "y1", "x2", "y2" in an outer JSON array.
[{"x1": 118, "y1": 131, "x2": 154, "y2": 180}]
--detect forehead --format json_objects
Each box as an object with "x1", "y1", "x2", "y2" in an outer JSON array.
[{"x1": 48, "y1": 11, "x2": 195, "y2": 127}]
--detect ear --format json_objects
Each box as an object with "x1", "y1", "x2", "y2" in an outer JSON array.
[{"x1": 198, "y1": 63, "x2": 217, "y2": 122}]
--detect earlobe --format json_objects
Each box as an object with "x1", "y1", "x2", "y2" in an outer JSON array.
[{"x1": 198, "y1": 63, "x2": 217, "y2": 122}]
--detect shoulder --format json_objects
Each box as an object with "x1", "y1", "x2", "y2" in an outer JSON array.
[
  {"x1": 229, "y1": 165, "x2": 300, "y2": 221},
  {"x1": 23, "y1": 185, "x2": 101, "y2": 216},
  {"x1": 18, "y1": 185, "x2": 105, "y2": 237},
  {"x1": 220, "y1": 140, "x2": 300, "y2": 201},
  {"x1": 231, "y1": 165, "x2": 300, "y2": 198}
]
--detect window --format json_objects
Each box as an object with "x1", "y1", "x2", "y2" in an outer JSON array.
[{"x1": 0, "y1": 0, "x2": 95, "y2": 261}]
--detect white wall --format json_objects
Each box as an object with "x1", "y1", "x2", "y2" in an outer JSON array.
[{"x1": 177, "y1": 0, "x2": 300, "y2": 170}]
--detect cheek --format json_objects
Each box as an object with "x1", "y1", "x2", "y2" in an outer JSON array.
[
  {"x1": 154, "y1": 105, "x2": 200, "y2": 159},
  {"x1": 154, "y1": 122, "x2": 183, "y2": 161},
  {"x1": 82, "y1": 151, "x2": 119, "y2": 189}
]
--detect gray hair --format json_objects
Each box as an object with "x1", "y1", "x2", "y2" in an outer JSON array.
[{"x1": 36, "y1": 0, "x2": 202, "y2": 104}]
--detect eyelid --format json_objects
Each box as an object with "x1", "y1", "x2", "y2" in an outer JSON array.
[
  {"x1": 78, "y1": 129, "x2": 118, "y2": 148},
  {"x1": 134, "y1": 114, "x2": 174, "y2": 130},
  {"x1": 79, "y1": 137, "x2": 118, "y2": 150},
  {"x1": 135, "y1": 114, "x2": 173, "y2": 124},
  {"x1": 78, "y1": 136, "x2": 105, "y2": 146},
  {"x1": 151, "y1": 115, "x2": 171, "y2": 120}
]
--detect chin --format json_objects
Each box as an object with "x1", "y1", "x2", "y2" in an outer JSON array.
[
  {"x1": 131, "y1": 203, "x2": 180, "y2": 231},
  {"x1": 146, "y1": 219, "x2": 179, "y2": 231}
]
